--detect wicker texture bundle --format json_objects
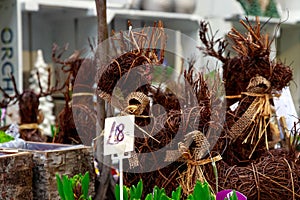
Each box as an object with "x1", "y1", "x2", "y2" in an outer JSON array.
[{"x1": 204, "y1": 149, "x2": 300, "y2": 200}]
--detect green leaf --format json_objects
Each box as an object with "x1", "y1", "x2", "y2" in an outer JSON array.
[
  {"x1": 203, "y1": 181, "x2": 212, "y2": 199},
  {"x1": 192, "y1": 181, "x2": 202, "y2": 200},
  {"x1": 130, "y1": 185, "x2": 136, "y2": 199},
  {"x1": 249, "y1": 0, "x2": 262, "y2": 16},
  {"x1": 51, "y1": 125, "x2": 60, "y2": 138},
  {"x1": 171, "y1": 186, "x2": 182, "y2": 200},
  {"x1": 115, "y1": 184, "x2": 120, "y2": 200},
  {"x1": 130, "y1": 179, "x2": 143, "y2": 199},
  {"x1": 136, "y1": 179, "x2": 143, "y2": 199},
  {"x1": 264, "y1": 0, "x2": 280, "y2": 18},
  {"x1": 71, "y1": 174, "x2": 81, "y2": 190},
  {"x1": 56, "y1": 173, "x2": 65, "y2": 200},
  {"x1": 193, "y1": 181, "x2": 210, "y2": 200},
  {"x1": 115, "y1": 184, "x2": 128, "y2": 200},
  {"x1": 153, "y1": 186, "x2": 160, "y2": 200},
  {"x1": 124, "y1": 186, "x2": 129, "y2": 200},
  {"x1": 0, "y1": 130, "x2": 14, "y2": 143},
  {"x1": 63, "y1": 175, "x2": 75, "y2": 200},
  {"x1": 186, "y1": 194, "x2": 194, "y2": 200},
  {"x1": 145, "y1": 193, "x2": 153, "y2": 200},
  {"x1": 153, "y1": 186, "x2": 167, "y2": 200},
  {"x1": 160, "y1": 194, "x2": 171, "y2": 200},
  {"x1": 81, "y1": 172, "x2": 90, "y2": 199}
]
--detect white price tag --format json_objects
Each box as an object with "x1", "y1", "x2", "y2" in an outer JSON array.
[{"x1": 103, "y1": 115, "x2": 135, "y2": 156}]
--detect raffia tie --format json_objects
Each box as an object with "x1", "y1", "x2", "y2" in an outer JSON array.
[
  {"x1": 123, "y1": 92, "x2": 149, "y2": 115},
  {"x1": 228, "y1": 92, "x2": 270, "y2": 142},
  {"x1": 19, "y1": 123, "x2": 42, "y2": 135},
  {"x1": 227, "y1": 76, "x2": 272, "y2": 158},
  {"x1": 72, "y1": 92, "x2": 94, "y2": 97},
  {"x1": 174, "y1": 131, "x2": 222, "y2": 195},
  {"x1": 177, "y1": 147, "x2": 222, "y2": 195}
]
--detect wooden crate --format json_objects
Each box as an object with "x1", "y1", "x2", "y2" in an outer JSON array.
[
  {"x1": 0, "y1": 151, "x2": 33, "y2": 200},
  {"x1": 20, "y1": 142, "x2": 95, "y2": 200}
]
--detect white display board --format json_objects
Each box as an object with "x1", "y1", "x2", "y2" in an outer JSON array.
[
  {"x1": 0, "y1": 0, "x2": 22, "y2": 95},
  {"x1": 103, "y1": 115, "x2": 135, "y2": 156},
  {"x1": 274, "y1": 87, "x2": 299, "y2": 134}
]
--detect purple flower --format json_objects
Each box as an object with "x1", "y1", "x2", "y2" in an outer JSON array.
[{"x1": 216, "y1": 189, "x2": 247, "y2": 200}]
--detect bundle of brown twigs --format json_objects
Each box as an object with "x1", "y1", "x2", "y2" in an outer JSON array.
[
  {"x1": 199, "y1": 16, "x2": 293, "y2": 162},
  {"x1": 95, "y1": 21, "x2": 225, "y2": 196},
  {"x1": 204, "y1": 147, "x2": 300, "y2": 200}
]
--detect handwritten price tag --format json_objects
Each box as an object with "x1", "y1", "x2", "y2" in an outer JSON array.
[{"x1": 103, "y1": 115, "x2": 135, "y2": 156}]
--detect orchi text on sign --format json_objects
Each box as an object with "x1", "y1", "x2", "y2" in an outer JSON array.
[{"x1": 1, "y1": 27, "x2": 14, "y2": 92}]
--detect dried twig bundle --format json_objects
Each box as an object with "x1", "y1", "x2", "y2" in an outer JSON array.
[
  {"x1": 52, "y1": 45, "x2": 97, "y2": 145},
  {"x1": 199, "y1": 17, "x2": 292, "y2": 98},
  {"x1": 198, "y1": 17, "x2": 300, "y2": 200},
  {"x1": 96, "y1": 21, "x2": 166, "y2": 104},
  {"x1": 204, "y1": 149, "x2": 300, "y2": 200},
  {"x1": 95, "y1": 21, "x2": 225, "y2": 196},
  {"x1": 199, "y1": 17, "x2": 293, "y2": 162},
  {"x1": 122, "y1": 64, "x2": 223, "y2": 197}
]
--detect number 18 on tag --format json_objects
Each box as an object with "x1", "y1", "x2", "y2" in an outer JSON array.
[
  {"x1": 103, "y1": 115, "x2": 135, "y2": 200},
  {"x1": 103, "y1": 115, "x2": 135, "y2": 156}
]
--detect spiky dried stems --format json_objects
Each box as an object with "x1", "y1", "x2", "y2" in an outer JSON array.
[
  {"x1": 51, "y1": 44, "x2": 83, "y2": 105},
  {"x1": 0, "y1": 74, "x2": 19, "y2": 108},
  {"x1": 225, "y1": 17, "x2": 292, "y2": 95},
  {"x1": 199, "y1": 17, "x2": 292, "y2": 98},
  {"x1": 51, "y1": 44, "x2": 85, "y2": 144},
  {"x1": 51, "y1": 44, "x2": 98, "y2": 145},
  {"x1": 198, "y1": 21, "x2": 228, "y2": 63}
]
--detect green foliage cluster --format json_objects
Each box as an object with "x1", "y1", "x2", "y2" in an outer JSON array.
[
  {"x1": 186, "y1": 181, "x2": 215, "y2": 200},
  {"x1": 56, "y1": 172, "x2": 92, "y2": 200},
  {"x1": 51, "y1": 124, "x2": 60, "y2": 138},
  {"x1": 237, "y1": 0, "x2": 280, "y2": 18},
  {"x1": 115, "y1": 179, "x2": 225, "y2": 200},
  {"x1": 0, "y1": 130, "x2": 14, "y2": 143}
]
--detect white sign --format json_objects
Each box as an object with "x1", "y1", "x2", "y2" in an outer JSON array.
[
  {"x1": 104, "y1": 115, "x2": 135, "y2": 155},
  {"x1": 0, "y1": 0, "x2": 22, "y2": 95},
  {"x1": 274, "y1": 87, "x2": 299, "y2": 134}
]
